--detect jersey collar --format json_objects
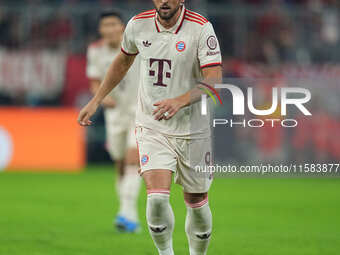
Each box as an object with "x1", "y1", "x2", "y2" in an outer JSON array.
[{"x1": 154, "y1": 5, "x2": 186, "y2": 34}]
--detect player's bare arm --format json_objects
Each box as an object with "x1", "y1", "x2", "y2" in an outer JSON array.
[
  {"x1": 78, "y1": 52, "x2": 136, "y2": 126},
  {"x1": 153, "y1": 65, "x2": 222, "y2": 120},
  {"x1": 89, "y1": 79, "x2": 116, "y2": 108}
]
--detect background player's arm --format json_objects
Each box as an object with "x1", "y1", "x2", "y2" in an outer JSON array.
[
  {"x1": 89, "y1": 79, "x2": 116, "y2": 108},
  {"x1": 153, "y1": 65, "x2": 222, "y2": 120},
  {"x1": 78, "y1": 52, "x2": 136, "y2": 126}
]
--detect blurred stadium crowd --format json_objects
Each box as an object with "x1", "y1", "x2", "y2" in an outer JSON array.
[
  {"x1": 0, "y1": 0, "x2": 339, "y2": 163},
  {"x1": 0, "y1": 0, "x2": 339, "y2": 62}
]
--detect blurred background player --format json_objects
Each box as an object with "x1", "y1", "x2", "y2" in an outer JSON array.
[{"x1": 86, "y1": 11, "x2": 141, "y2": 233}]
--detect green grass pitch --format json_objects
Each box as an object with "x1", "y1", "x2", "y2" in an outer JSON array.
[{"x1": 0, "y1": 166, "x2": 339, "y2": 255}]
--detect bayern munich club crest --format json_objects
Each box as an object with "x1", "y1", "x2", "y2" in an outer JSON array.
[
  {"x1": 141, "y1": 154, "x2": 149, "y2": 166},
  {"x1": 207, "y1": 36, "x2": 217, "y2": 50},
  {"x1": 176, "y1": 41, "x2": 186, "y2": 52}
]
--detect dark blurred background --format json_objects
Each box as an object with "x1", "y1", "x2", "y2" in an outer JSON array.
[{"x1": 0, "y1": 0, "x2": 339, "y2": 168}]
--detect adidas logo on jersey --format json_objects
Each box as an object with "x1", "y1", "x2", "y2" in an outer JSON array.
[{"x1": 143, "y1": 40, "x2": 152, "y2": 47}]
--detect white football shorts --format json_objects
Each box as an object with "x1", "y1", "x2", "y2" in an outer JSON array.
[
  {"x1": 104, "y1": 109, "x2": 136, "y2": 160},
  {"x1": 135, "y1": 126, "x2": 213, "y2": 193}
]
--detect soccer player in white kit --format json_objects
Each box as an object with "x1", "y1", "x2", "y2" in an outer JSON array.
[
  {"x1": 86, "y1": 11, "x2": 141, "y2": 233},
  {"x1": 79, "y1": 1, "x2": 222, "y2": 254}
]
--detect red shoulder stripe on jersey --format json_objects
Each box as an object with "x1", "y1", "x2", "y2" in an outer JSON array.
[
  {"x1": 186, "y1": 10, "x2": 208, "y2": 22},
  {"x1": 200, "y1": 62, "x2": 222, "y2": 69},
  {"x1": 155, "y1": 18, "x2": 160, "y2": 32},
  {"x1": 134, "y1": 14, "x2": 155, "y2": 20},
  {"x1": 186, "y1": 10, "x2": 208, "y2": 21},
  {"x1": 175, "y1": 9, "x2": 186, "y2": 34},
  {"x1": 185, "y1": 13, "x2": 208, "y2": 24},
  {"x1": 121, "y1": 48, "x2": 139, "y2": 56},
  {"x1": 134, "y1": 12, "x2": 156, "y2": 19},
  {"x1": 136, "y1": 9, "x2": 156, "y2": 17},
  {"x1": 184, "y1": 17, "x2": 204, "y2": 26},
  {"x1": 134, "y1": 11, "x2": 156, "y2": 19}
]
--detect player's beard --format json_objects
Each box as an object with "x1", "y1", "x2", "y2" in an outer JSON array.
[{"x1": 156, "y1": 4, "x2": 181, "y2": 21}]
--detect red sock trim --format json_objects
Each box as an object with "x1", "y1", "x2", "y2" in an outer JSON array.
[
  {"x1": 147, "y1": 189, "x2": 170, "y2": 195},
  {"x1": 185, "y1": 197, "x2": 208, "y2": 208}
]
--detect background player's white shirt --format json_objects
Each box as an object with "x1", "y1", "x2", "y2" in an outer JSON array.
[
  {"x1": 121, "y1": 6, "x2": 222, "y2": 138},
  {"x1": 86, "y1": 40, "x2": 139, "y2": 128}
]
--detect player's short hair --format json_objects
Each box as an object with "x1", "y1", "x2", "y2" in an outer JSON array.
[{"x1": 99, "y1": 10, "x2": 123, "y2": 22}]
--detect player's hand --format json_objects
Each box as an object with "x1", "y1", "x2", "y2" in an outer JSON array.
[
  {"x1": 101, "y1": 96, "x2": 116, "y2": 108},
  {"x1": 153, "y1": 98, "x2": 185, "y2": 121},
  {"x1": 77, "y1": 101, "x2": 99, "y2": 126}
]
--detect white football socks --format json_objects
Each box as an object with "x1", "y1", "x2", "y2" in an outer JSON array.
[
  {"x1": 146, "y1": 191, "x2": 175, "y2": 255},
  {"x1": 115, "y1": 175, "x2": 122, "y2": 198},
  {"x1": 118, "y1": 164, "x2": 141, "y2": 222},
  {"x1": 185, "y1": 198, "x2": 212, "y2": 255}
]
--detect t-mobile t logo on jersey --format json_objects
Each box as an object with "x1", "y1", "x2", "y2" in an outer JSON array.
[{"x1": 149, "y1": 58, "x2": 171, "y2": 87}]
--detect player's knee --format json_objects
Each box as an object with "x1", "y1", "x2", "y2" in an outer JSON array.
[
  {"x1": 115, "y1": 159, "x2": 125, "y2": 176},
  {"x1": 147, "y1": 192, "x2": 170, "y2": 219},
  {"x1": 146, "y1": 191, "x2": 172, "y2": 228},
  {"x1": 184, "y1": 192, "x2": 208, "y2": 205},
  {"x1": 142, "y1": 170, "x2": 172, "y2": 191}
]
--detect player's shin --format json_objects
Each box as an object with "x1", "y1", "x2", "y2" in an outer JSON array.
[
  {"x1": 185, "y1": 198, "x2": 212, "y2": 255},
  {"x1": 146, "y1": 191, "x2": 174, "y2": 255},
  {"x1": 115, "y1": 159, "x2": 125, "y2": 199},
  {"x1": 119, "y1": 164, "x2": 141, "y2": 223}
]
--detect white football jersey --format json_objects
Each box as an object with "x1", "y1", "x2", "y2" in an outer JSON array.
[
  {"x1": 86, "y1": 40, "x2": 139, "y2": 125},
  {"x1": 121, "y1": 6, "x2": 222, "y2": 138}
]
